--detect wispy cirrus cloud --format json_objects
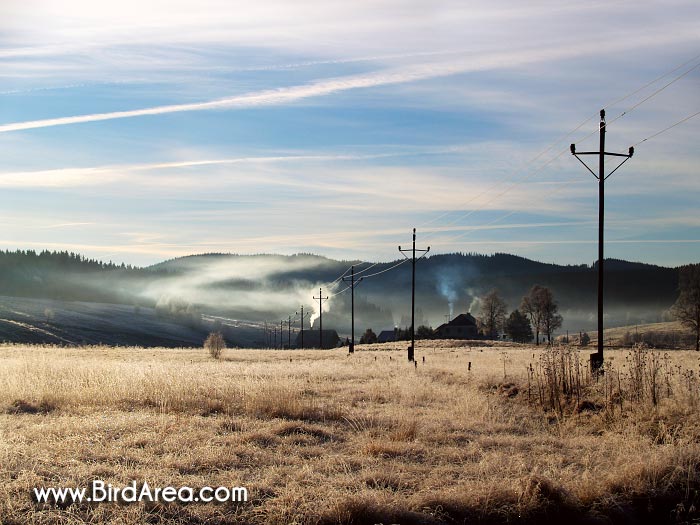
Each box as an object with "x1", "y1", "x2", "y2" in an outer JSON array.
[
  {"x1": 1, "y1": 0, "x2": 698, "y2": 267},
  {"x1": 2, "y1": 25, "x2": 697, "y2": 134},
  {"x1": 0, "y1": 147, "x2": 469, "y2": 187}
]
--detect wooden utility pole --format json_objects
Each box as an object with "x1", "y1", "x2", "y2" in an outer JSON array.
[
  {"x1": 313, "y1": 287, "x2": 329, "y2": 349},
  {"x1": 571, "y1": 109, "x2": 634, "y2": 370},
  {"x1": 296, "y1": 306, "x2": 308, "y2": 349},
  {"x1": 399, "y1": 228, "x2": 430, "y2": 362},
  {"x1": 342, "y1": 266, "x2": 363, "y2": 353}
]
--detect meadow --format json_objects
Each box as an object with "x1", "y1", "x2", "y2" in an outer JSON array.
[{"x1": 0, "y1": 341, "x2": 699, "y2": 524}]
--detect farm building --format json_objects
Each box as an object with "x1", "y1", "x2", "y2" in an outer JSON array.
[
  {"x1": 377, "y1": 329, "x2": 397, "y2": 343},
  {"x1": 294, "y1": 329, "x2": 340, "y2": 349},
  {"x1": 434, "y1": 313, "x2": 479, "y2": 339}
]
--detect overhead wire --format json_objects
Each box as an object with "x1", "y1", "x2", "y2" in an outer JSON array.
[
  {"x1": 419, "y1": 54, "x2": 700, "y2": 241},
  {"x1": 631, "y1": 109, "x2": 700, "y2": 147},
  {"x1": 355, "y1": 258, "x2": 410, "y2": 280},
  {"x1": 223, "y1": 54, "x2": 700, "y2": 342},
  {"x1": 417, "y1": 52, "x2": 700, "y2": 233},
  {"x1": 434, "y1": 94, "x2": 700, "y2": 249},
  {"x1": 605, "y1": 52, "x2": 700, "y2": 112},
  {"x1": 422, "y1": 52, "x2": 700, "y2": 248},
  {"x1": 324, "y1": 263, "x2": 355, "y2": 286},
  {"x1": 416, "y1": 115, "x2": 595, "y2": 231},
  {"x1": 313, "y1": 52, "x2": 700, "y2": 294},
  {"x1": 606, "y1": 58, "x2": 700, "y2": 127}
]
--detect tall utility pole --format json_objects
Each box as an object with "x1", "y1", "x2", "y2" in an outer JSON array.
[
  {"x1": 571, "y1": 109, "x2": 634, "y2": 370},
  {"x1": 399, "y1": 228, "x2": 430, "y2": 362},
  {"x1": 313, "y1": 287, "x2": 329, "y2": 349},
  {"x1": 280, "y1": 320, "x2": 284, "y2": 349},
  {"x1": 342, "y1": 265, "x2": 363, "y2": 353},
  {"x1": 287, "y1": 315, "x2": 293, "y2": 349}
]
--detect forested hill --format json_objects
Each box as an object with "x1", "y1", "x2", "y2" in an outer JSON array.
[
  {"x1": 0, "y1": 249, "x2": 682, "y2": 334},
  {"x1": 0, "y1": 250, "x2": 143, "y2": 304}
]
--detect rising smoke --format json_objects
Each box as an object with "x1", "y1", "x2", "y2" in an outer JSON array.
[{"x1": 436, "y1": 267, "x2": 459, "y2": 318}]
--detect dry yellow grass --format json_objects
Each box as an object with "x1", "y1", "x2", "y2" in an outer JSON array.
[
  {"x1": 0, "y1": 341, "x2": 699, "y2": 524},
  {"x1": 569, "y1": 321, "x2": 696, "y2": 348}
]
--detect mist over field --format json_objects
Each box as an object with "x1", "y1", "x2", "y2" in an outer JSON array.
[
  {"x1": 133, "y1": 253, "x2": 680, "y2": 334},
  {"x1": 0, "y1": 250, "x2": 680, "y2": 347}
]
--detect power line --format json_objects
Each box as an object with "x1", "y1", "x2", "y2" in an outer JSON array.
[
  {"x1": 328, "y1": 284, "x2": 352, "y2": 298},
  {"x1": 323, "y1": 261, "x2": 361, "y2": 288},
  {"x1": 316, "y1": 54, "x2": 700, "y2": 291},
  {"x1": 417, "y1": 53, "x2": 700, "y2": 239},
  {"x1": 607, "y1": 59, "x2": 700, "y2": 127},
  {"x1": 419, "y1": 117, "x2": 606, "y2": 243},
  {"x1": 604, "y1": 52, "x2": 700, "y2": 113},
  {"x1": 631, "y1": 109, "x2": 700, "y2": 147},
  {"x1": 313, "y1": 58, "x2": 700, "y2": 327},
  {"x1": 352, "y1": 262, "x2": 381, "y2": 276},
  {"x1": 417, "y1": 53, "x2": 700, "y2": 232},
  {"x1": 280, "y1": 54, "x2": 700, "y2": 343},
  {"x1": 423, "y1": 146, "x2": 572, "y2": 246},
  {"x1": 320, "y1": 261, "x2": 378, "y2": 297},
  {"x1": 352, "y1": 258, "x2": 409, "y2": 279}
]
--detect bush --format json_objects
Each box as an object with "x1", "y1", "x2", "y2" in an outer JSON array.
[
  {"x1": 204, "y1": 332, "x2": 226, "y2": 359},
  {"x1": 580, "y1": 332, "x2": 590, "y2": 346}
]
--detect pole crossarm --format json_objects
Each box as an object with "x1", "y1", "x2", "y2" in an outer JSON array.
[{"x1": 571, "y1": 146, "x2": 634, "y2": 181}]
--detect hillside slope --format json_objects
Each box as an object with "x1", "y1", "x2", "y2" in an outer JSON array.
[{"x1": 0, "y1": 250, "x2": 684, "y2": 345}]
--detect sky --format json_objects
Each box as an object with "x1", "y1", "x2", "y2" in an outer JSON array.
[{"x1": 0, "y1": 0, "x2": 698, "y2": 268}]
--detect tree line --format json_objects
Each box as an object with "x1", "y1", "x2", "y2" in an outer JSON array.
[
  {"x1": 359, "y1": 284, "x2": 565, "y2": 344},
  {"x1": 359, "y1": 263, "x2": 700, "y2": 350},
  {"x1": 470, "y1": 285, "x2": 563, "y2": 344}
]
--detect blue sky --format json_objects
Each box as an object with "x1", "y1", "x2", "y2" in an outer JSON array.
[{"x1": 0, "y1": 0, "x2": 698, "y2": 267}]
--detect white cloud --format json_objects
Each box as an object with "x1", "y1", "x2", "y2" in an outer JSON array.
[
  {"x1": 2, "y1": 20, "x2": 698, "y2": 133},
  {"x1": 1, "y1": 1, "x2": 698, "y2": 266}
]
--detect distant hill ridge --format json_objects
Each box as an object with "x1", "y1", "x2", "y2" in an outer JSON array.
[{"x1": 0, "y1": 249, "x2": 681, "y2": 338}]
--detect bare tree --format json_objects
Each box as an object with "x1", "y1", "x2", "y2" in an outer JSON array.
[
  {"x1": 521, "y1": 285, "x2": 563, "y2": 344},
  {"x1": 671, "y1": 263, "x2": 700, "y2": 351},
  {"x1": 521, "y1": 285, "x2": 544, "y2": 345},
  {"x1": 478, "y1": 289, "x2": 507, "y2": 340},
  {"x1": 541, "y1": 295, "x2": 563, "y2": 344}
]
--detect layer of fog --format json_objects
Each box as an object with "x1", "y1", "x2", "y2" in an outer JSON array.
[{"x1": 67, "y1": 254, "x2": 673, "y2": 340}]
